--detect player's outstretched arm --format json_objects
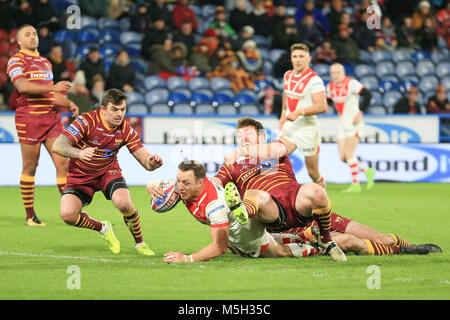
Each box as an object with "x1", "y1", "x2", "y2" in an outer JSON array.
[
  {"x1": 224, "y1": 141, "x2": 288, "y2": 165},
  {"x1": 52, "y1": 135, "x2": 97, "y2": 161},
  {"x1": 163, "y1": 226, "x2": 229, "y2": 263},
  {"x1": 132, "y1": 147, "x2": 163, "y2": 171}
]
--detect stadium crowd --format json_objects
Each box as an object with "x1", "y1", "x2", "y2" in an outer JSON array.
[{"x1": 0, "y1": 0, "x2": 449, "y2": 125}]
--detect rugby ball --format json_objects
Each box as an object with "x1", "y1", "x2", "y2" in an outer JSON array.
[{"x1": 150, "y1": 180, "x2": 181, "y2": 213}]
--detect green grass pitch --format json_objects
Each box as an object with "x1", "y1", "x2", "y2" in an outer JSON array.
[{"x1": 0, "y1": 183, "x2": 449, "y2": 300}]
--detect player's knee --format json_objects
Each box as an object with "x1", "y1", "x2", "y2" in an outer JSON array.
[{"x1": 60, "y1": 208, "x2": 78, "y2": 225}]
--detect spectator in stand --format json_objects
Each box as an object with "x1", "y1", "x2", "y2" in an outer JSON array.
[
  {"x1": 130, "y1": 3, "x2": 152, "y2": 33},
  {"x1": 327, "y1": 0, "x2": 344, "y2": 37},
  {"x1": 78, "y1": 47, "x2": 106, "y2": 91},
  {"x1": 147, "y1": 40, "x2": 188, "y2": 79},
  {"x1": 107, "y1": 50, "x2": 135, "y2": 92},
  {"x1": 417, "y1": 16, "x2": 438, "y2": 52},
  {"x1": 272, "y1": 3, "x2": 287, "y2": 32},
  {"x1": 393, "y1": 86, "x2": 422, "y2": 114},
  {"x1": 427, "y1": 84, "x2": 450, "y2": 136},
  {"x1": 208, "y1": 6, "x2": 236, "y2": 41},
  {"x1": 49, "y1": 45, "x2": 76, "y2": 83},
  {"x1": 235, "y1": 40, "x2": 264, "y2": 79},
  {"x1": 314, "y1": 40, "x2": 337, "y2": 65},
  {"x1": 141, "y1": 19, "x2": 171, "y2": 60},
  {"x1": 232, "y1": 25, "x2": 255, "y2": 51},
  {"x1": 352, "y1": 11, "x2": 377, "y2": 52},
  {"x1": 272, "y1": 14, "x2": 300, "y2": 50},
  {"x1": 0, "y1": 0, "x2": 17, "y2": 31},
  {"x1": 230, "y1": 0, "x2": 253, "y2": 34},
  {"x1": 14, "y1": 0, "x2": 36, "y2": 27},
  {"x1": 148, "y1": 0, "x2": 173, "y2": 27},
  {"x1": 32, "y1": 0, "x2": 59, "y2": 32},
  {"x1": 172, "y1": 0, "x2": 198, "y2": 32},
  {"x1": 202, "y1": 28, "x2": 220, "y2": 54},
  {"x1": 252, "y1": 0, "x2": 273, "y2": 37},
  {"x1": 37, "y1": 24, "x2": 55, "y2": 58},
  {"x1": 295, "y1": 0, "x2": 330, "y2": 34},
  {"x1": 412, "y1": 0, "x2": 434, "y2": 30},
  {"x1": 90, "y1": 75, "x2": 105, "y2": 109},
  {"x1": 78, "y1": 0, "x2": 108, "y2": 19},
  {"x1": 332, "y1": 24, "x2": 361, "y2": 66},
  {"x1": 273, "y1": 50, "x2": 292, "y2": 78},
  {"x1": 298, "y1": 13, "x2": 324, "y2": 50},
  {"x1": 173, "y1": 20, "x2": 196, "y2": 55},
  {"x1": 67, "y1": 70, "x2": 92, "y2": 115},
  {"x1": 375, "y1": 16, "x2": 398, "y2": 52},
  {"x1": 188, "y1": 39, "x2": 213, "y2": 75},
  {"x1": 396, "y1": 16, "x2": 421, "y2": 50},
  {"x1": 436, "y1": 2, "x2": 450, "y2": 48}
]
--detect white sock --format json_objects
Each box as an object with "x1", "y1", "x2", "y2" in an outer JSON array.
[
  {"x1": 135, "y1": 241, "x2": 146, "y2": 249},
  {"x1": 99, "y1": 222, "x2": 108, "y2": 235}
]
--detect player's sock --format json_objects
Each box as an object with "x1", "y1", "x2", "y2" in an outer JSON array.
[
  {"x1": 242, "y1": 196, "x2": 258, "y2": 219},
  {"x1": 56, "y1": 177, "x2": 67, "y2": 194},
  {"x1": 20, "y1": 174, "x2": 36, "y2": 219},
  {"x1": 74, "y1": 211, "x2": 103, "y2": 231},
  {"x1": 363, "y1": 239, "x2": 401, "y2": 255},
  {"x1": 388, "y1": 234, "x2": 412, "y2": 247},
  {"x1": 347, "y1": 158, "x2": 360, "y2": 184},
  {"x1": 313, "y1": 174, "x2": 326, "y2": 189},
  {"x1": 123, "y1": 208, "x2": 143, "y2": 244},
  {"x1": 286, "y1": 243, "x2": 325, "y2": 257},
  {"x1": 312, "y1": 200, "x2": 332, "y2": 244}
]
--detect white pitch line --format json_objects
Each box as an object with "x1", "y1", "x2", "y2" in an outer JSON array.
[{"x1": 0, "y1": 251, "x2": 128, "y2": 263}]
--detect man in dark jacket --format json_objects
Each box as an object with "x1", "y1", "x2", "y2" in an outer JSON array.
[
  {"x1": 106, "y1": 50, "x2": 135, "y2": 92},
  {"x1": 78, "y1": 47, "x2": 105, "y2": 91}
]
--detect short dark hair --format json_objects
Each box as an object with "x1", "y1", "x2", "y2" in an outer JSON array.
[
  {"x1": 178, "y1": 160, "x2": 206, "y2": 180},
  {"x1": 237, "y1": 117, "x2": 264, "y2": 131},
  {"x1": 102, "y1": 89, "x2": 127, "y2": 108}
]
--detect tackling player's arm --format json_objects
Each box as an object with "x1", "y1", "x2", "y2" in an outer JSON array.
[
  {"x1": 164, "y1": 226, "x2": 229, "y2": 263},
  {"x1": 131, "y1": 147, "x2": 163, "y2": 171},
  {"x1": 286, "y1": 90, "x2": 328, "y2": 121},
  {"x1": 224, "y1": 141, "x2": 288, "y2": 165},
  {"x1": 52, "y1": 135, "x2": 97, "y2": 161}
]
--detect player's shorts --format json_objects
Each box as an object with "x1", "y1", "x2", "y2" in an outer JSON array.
[
  {"x1": 309, "y1": 212, "x2": 352, "y2": 233},
  {"x1": 337, "y1": 115, "x2": 364, "y2": 140},
  {"x1": 228, "y1": 218, "x2": 273, "y2": 258},
  {"x1": 62, "y1": 164, "x2": 128, "y2": 206},
  {"x1": 15, "y1": 112, "x2": 63, "y2": 145},
  {"x1": 280, "y1": 121, "x2": 321, "y2": 157}
]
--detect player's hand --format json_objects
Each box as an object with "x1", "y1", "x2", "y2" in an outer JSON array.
[
  {"x1": 146, "y1": 180, "x2": 165, "y2": 201},
  {"x1": 78, "y1": 147, "x2": 97, "y2": 161},
  {"x1": 52, "y1": 81, "x2": 72, "y2": 92},
  {"x1": 353, "y1": 111, "x2": 362, "y2": 125},
  {"x1": 163, "y1": 251, "x2": 187, "y2": 263},
  {"x1": 147, "y1": 154, "x2": 163, "y2": 171},
  {"x1": 286, "y1": 112, "x2": 298, "y2": 122},
  {"x1": 69, "y1": 102, "x2": 79, "y2": 117}
]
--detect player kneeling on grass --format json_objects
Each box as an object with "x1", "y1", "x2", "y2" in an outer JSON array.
[
  {"x1": 148, "y1": 160, "x2": 326, "y2": 263},
  {"x1": 52, "y1": 89, "x2": 163, "y2": 256}
]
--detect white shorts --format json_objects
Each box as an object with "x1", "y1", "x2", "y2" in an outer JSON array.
[
  {"x1": 280, "y1": 121, "x2": 321, "y2": 157},
  {"x1": 228, "y1": 219, "x2": 272, "y2": 258},
  {"x1": 337, "y1": 115, "x2": 364, "y2": 140}
]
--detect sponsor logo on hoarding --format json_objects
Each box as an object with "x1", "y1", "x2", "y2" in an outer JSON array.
[{"x1": 365, "y1": 122, "x2": 421, "y2": 143}]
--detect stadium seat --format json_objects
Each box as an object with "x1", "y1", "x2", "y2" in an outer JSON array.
[
  {"x1": 210, "y1": 77, "x2": 232, "y2": 92},
  {"x1": 412, "y1": 50, "x2": 431, "y2": 62},
  {"x1": 201, "y1": 5, "x2": 218, "y2": 18},
  {"x1": 77, "y1": 28, "x2": 100, "y2": 43},
  {"x1": 383, "y1": 91, "x2": 403, "y2": 109},
  {"x1": 120, "y1": 31, "x2": 144, "y2": 45},
  {"x1": 196, "y1": 88, "x2": 214, "y2": 98},
  {"x1": 126, "y1": 91, "x2": 145, "y2": 105},
  {"x1": 354, "y1": 64, "x2": 375, "y2": 78},
  {"x1": 399, "y1": 79, "x2": 419, "y2": 94},
  {"x1": 130, "y1": 58, "x2": 148, "y2": 73},
  {"x1": 144, "y1": 76, "x2": 166, "y2": 90},
  {"x1": 119, "y1": 17, "x2": 131, "y2": 31},
  {"x1": 258, "y1": 47, "x2": 270, "y2": 60},
  {"x1": 0, "y1": 40, "x2": 9, "y2": 56},
  {"x1": 254, "y1": 79, "x2": 271, "y2": 92},
  {"x1": 168, "y1": 91, "x2": 190, "y2": 106},
  {"x1": 441, "y1": 76, "x2": 450, "y2": 91},
  {"x1": 436, "y1": 62, "x2": 450, "y2": 78},
  {"x1": 0, "y1": 56, "x2": 7, "y2": 70},
  {"x1": 99, "y1": 30, "x2": 121, "y2": 44},
  {"x1": 360, "y1": 76, "x2": 379, "y2": 91},
  {"x1": 270, "y1": 49, "x2": 288, "y2": 64},
  {"x1": 370, "y1": 91, "x2": 383, "y2": 106},
  {"x1": 262, "y1": 60, "x2": 273, "y2": 75},
  {"x1": 392, "y1": 49, "x2": 412, "y2": 63},
  {"x1": 145, "y1": 88, "x2": 169, "y2": 106},
  {"x1": 188, "y1": 77, "x2": 210, "y2": 91},
  {"x1": 367, "y1": 105, "x2": 387, "y2": 115},
  {"x1": 51, "y1": 0, "x2": 78, "y2": 14},
  {"x1": 80, "y1": 16, "x2": 98, "y2": 29},
  {"x1": 217, "y1": 104, "x2": 238, "y2": 115},
  {"x1": 254, "y1": 34, "x2": 272, "y2": 48},
  {"x1": 416, "y1": 60, "x2": 435, "y2": 77},
  {"x1": 61, "y1": 40, "x2": 77, "y2": 60},
  {"x1": 314, "y1": 64, "x2": 330, "y2": 77},
  {"x1": 98, "y1": 17, "x2": 120, "y2": 30},
  {"x1": 100, "y1": 43, "x2": 121, "y2": 59},
  {"x1": 395, "y1": 61, "x2": 416, "y2": 78},
  {"x1": 418, "y1": 75, "x2": 439, "y2": 93},
  {"x1": 234, "y1": 92, "x2": 257, "y2": 107},
  {"x1": 359, "y1": 50, "x2": 372, "y2": 64},
  {"x1": 173, "y1": 104, "x2": 193, "y2": 114},
  {"x1": 431, "y1": 49, "x2": 449, "y2": 63},
  {"x1": 76, "y1": 42, "x2": 97, "y2": 59},
  {"x1": 190, "y1": 92, "x2": 212, "y2": 106},
  {"x1": 124, "y1": 43, "x2": 142, "y2": 57},
  {"x1": 149, "y1": 103, "x2": 171, "y2": 114},
  {"x1": 127, "y1": 103, "x2": 148, "y2": 114},
  {"x1": 195, "y1": 103, "x2": 216, "y2": 114},
  {"x1": 379, "y1": 79, "x2": 399, "y2": 93},
  {"x1": 54, "y1": 29, "x2": 76, "y2": 43},
  {"x1": 239, "y1": 104, "x2": 261, "y2": 115},
  {"x1": 212, "y1": 93, "x2": 234, "y2": 107},
  {"x1": 375, "y1": 61, "x2": 395, "y2": 78},
  {"x1": 167, "y1": 76, "x2": 188, "y2": 91},
  {"x1": 371, "y1": 50, "x2": 392, "y2": 63}
]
